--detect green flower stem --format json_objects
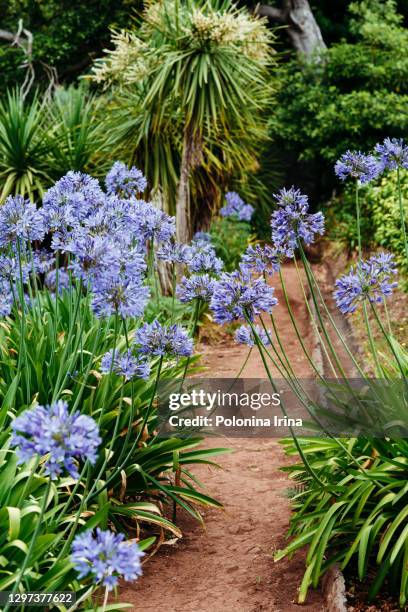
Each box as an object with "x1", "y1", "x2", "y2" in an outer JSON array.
[
  {"x1": 85, "y1": 356, "x2": 164, "y2": 504},
  {"x1": 397, "y1": 166, "x2": 408, "y2": 265},
  {"x1": 66, "y1": 585, "x2": 95, "y2": 612},
  {"x1": 278, "y1": 266, "x2": 332, "y2": 381},
  {"x1": 16, "y1": 238, "x2": 30, "y2": 403},
  {"x1": 51, "y1": 279, "x2": 83, "y2": 403},
  {"x1": 112, "y1": 320, "x2": 138, "y2": 469},
  {"x1": 180, "y1": 297, "x2": 201, "y2": 388},
  {"x1": 171, "y1": 264, "x2": 177, "y2": 323},
  {"x1": 370, "y1": 302, "x2": 407, "y2": 380},
  {"x1": 4, "y1": 479, "x2": 52, "y2": 611},
  {"x1": 297, "y1": 244, "x2": 366, "y2": 378},
  {"x1": 245, "y1": 314, "x2": 328, "y2": 490},
  {"x1": 293, "y1": 258, "x2": 338, "y2": 377},
  {"x1": 355, "y1": 181, "x2": 383, "y2": 375}
]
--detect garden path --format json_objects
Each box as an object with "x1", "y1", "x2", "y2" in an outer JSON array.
[{"x1": 120, "y1": 263, "x2": 326, "y2": 611}]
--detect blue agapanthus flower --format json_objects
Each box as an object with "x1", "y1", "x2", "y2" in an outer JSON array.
[
  {"x1": 101, "y1": 349, "x2": 150, "y2": 381},
  {"x1": 235, "y1": 324, "x2": 271, "y2": 346},
  {"x1": 0, "y1": 195, "x2": 45, "y2": 247},
  {"x1": 210, "y1": 269, "x2": 277, "y2": 324},
  {"x1": 220, "y1": 192, "x2": 254, "y2": 222},
  {"x1": 130, "y1": 201, "x2": 175, "y2": 244},
  {"x1": 187, "y1": 244, "x2": 223, "y2": 275},
  {"x1": 192, "y1": 231, "x2": 212, "y2": 246},
  {"x1": 334, "y1": 151, "x2": 380, "y2": 184},
  {"x1": 10, "y1": 400, "x2": 101, "y2": 479},
  {"x1": 240, "y1": 244, "x2": 280, "y2": 276},
  {"x1": 375, "y1": 137, "x2": 408, "y2": 171},
  {"x1": 105, "y1": 161, "x2": 147, "y2": 197},
  {"x1": 42, "y1": 172, "x2": 104, "y2": 233},
  {"x1": 92, "y1": 274, "x2": 149, "y2": 319},
  {"x1": 135, "y1": 320, "x2": 193, "y2": 358},
  {"x1": 271, "y1": 187, "x2": 324, "y2": 257},
  {"x1": 71, "y1": 528, "x2": 144, "y2": 591},
  {"x1": 67, "y1": 234, "x2": 120, "y2": 282},
  {"x1": 177, "y1": 274, "x2": 217, "y2": 303},
  {"x1": 334, "y1": 252, "x2": 398, "y2": 314},
  {"x1": 157, "y1": 241, "x2": 191, "y2": 265}
]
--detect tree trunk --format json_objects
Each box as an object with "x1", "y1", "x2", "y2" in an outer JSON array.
[
  {"x1": 256, "y1": 0, "x2": 326, "y2": 57},
  {"x1": 176, "y1": 127, "x2": 194, "y2": 244}
]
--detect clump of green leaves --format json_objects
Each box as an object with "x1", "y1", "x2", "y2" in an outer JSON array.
[
  {"x1": 210, "y1": 217, "x2": 253, "y2": 271},
  {"x1": 270, "y1": 0, "x2": 408, "y2": 177}
]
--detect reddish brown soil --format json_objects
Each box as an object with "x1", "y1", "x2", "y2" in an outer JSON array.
[{"x1": 119, "y1": 264, "x2": 325, "y2": 611}]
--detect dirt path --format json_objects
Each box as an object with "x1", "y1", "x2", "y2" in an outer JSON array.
[{"x1": 120, "y1": 264, "x2": 325, "y2": 611}]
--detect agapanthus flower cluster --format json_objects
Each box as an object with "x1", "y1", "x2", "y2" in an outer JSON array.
[
  {"x1": 334, "y1": 252, "x2": 398, "y2": 314},
  {"x1": 187, "y1": 244, "x2": 223, "y2": 275},
  {"x1": 105, "y1": 161, "x2": 147, "y2": 197},
  {"x1": 210, "y1": 268, "x2": 277, "y2": 324},
  {"x1": 135, "y1": 320, "x2": 193, "y2": 358},
  {"x1": 157, "y1": 241, "x2": 192, "y2": 265},
  {"x1": 131, "y1": 201, "x2": 175, "y2": 244},
  {"x1": 271, "y1": 187, "x2": 325, "y2": 257},
  {"x1": 0, "y1": 195, "x2": 45, "y2": 247},
  {"x1": 42, "y1": 172, "x2": 104, "y2": 241},
  {"x1": 334, "y1": 151, "x2": 380, "y2": 184},
  {"x1": 10, "y1": 400, "x2": 101, "y2": 479},
  {"x1": 220, "y1": 191, "x2": 254, "y2": 222},
  {"x1": 192, "y1": 231, "x2": 212, "y2": 246},
  {"x1": 177, "y1": 274, "x2": 217, "y2": 303},
  {"x1": 240, "y1": 244, "x2": 280, "y2": 276},
  {"x1": 375, "y1": 137, "x2": 408, "y2": 171},
  {"x1": 101, "y1": 348, "x2": 150, "y2": 381},
  {"x1": 71, "y1": 528, "x2": 144, "y2": 590},
  {"x1": 235, "y1": 324, "x2": 271, "y2": 346},
  {"x1": 92, "y1": 273, "x2": 150, "y2": 319}
]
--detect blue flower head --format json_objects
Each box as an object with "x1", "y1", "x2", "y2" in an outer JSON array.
[
  {"x1": 135, "y1": 320, "x2": 193, "y2": 358},
  {"x1": 270, "y1": 187, "x2": 324, "y2": 257},
  {"x1": 240, "y1": 244, "x2": 280, "y2": 276},
  {"x1": 334, "y1": 151, "x2": 380, "y2": 184},
  {"x1": 71, "y1": 528, "x2": 144, "y2": 590},
  {"x1": 220, "y1": 192, "x2": 254, "y2": 222},
  {"x1": 10, "y1": 400, "x2": 101, "y2": 479},
  {"x1": 0, "y1": 196, "x2": 45, "y2": 247},
  {"x1": 101, "y1": 349, "x2": 150, "y2": 381},
  {"x1": 334, "y1": 252, "x2": 398, "y2": 314},
  {"x1": 177, "y1": 274, "x2": 217, "y2": 303},
  {"x1": 106, "y1": 161, "x2": 147, "y2": 197},
  {"x1": 210, "y1": 268, "x2": 278, "y2": 324},
  {"x1": 375, "y1": 138, "x2": 408, "y2": 171},
  {"x1": 235, "y1": 324, "x2": 271, "y2": 346}
]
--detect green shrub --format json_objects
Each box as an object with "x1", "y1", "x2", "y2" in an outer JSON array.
[
  {"x1": 270, "y1": 1, "x2": 408, "y2": 188},
  {"x1": 278, "y1": 435, "x2": 408, "y2": 607},
  {"x1": 210, "y1": 217, "x2": 253, "y2": 271},
  {"x1": 328, "y1": 169, "x2": 408, "y2": 282}
]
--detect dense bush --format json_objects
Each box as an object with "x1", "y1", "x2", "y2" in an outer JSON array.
[
  {"x1": 0, "y1": 0, "x2": 143, "y2": 90},
  {"x1": 328, "y1": 169, "x2": 408, "y2": 282},
  {"x1": 270, "y1": 1, "x2": 408, "y2": 193}
]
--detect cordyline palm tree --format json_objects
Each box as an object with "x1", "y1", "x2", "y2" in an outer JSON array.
[{"x1": 91, "y1": 0, "x2": 275, "y2": 241}]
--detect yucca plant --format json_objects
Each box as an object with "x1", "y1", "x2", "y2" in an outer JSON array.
[
  {"x1": 90, "y1": 0, "x2": 275, "y2": 238},
  {"x1": 46, "y1": 86, "x2": 111, "y2": 179},
  {"x1": 0, "y1": 89, "x2": 51, "y2": 202}
]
